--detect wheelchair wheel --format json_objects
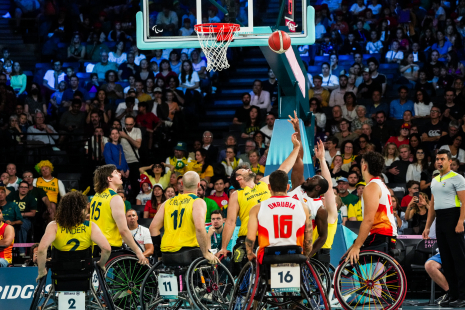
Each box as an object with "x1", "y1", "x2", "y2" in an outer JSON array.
[
  {"x1": 105, "y1": 254, "x2": 153, "y2": 310},
  {"x1": 228, "y1": 260, "x2": 259, "y2": 310},
  {"x1": 187, "y1": 257, "x2": 235, "y2": 310},
  {"x1": 310, "y1": 258, "x2": 332, "y2": 296},
  {"x1": 302, "y1": 261, "x2": 331, "y2": 310},
  {"x1": 94, "y1": 261, "x2": 116, "y2": 310},
  {"x1": 29, "y1": 274, "x2": 49, "y2": 310},
  {"x1": 139, "y1": 261, "x2": 163, "y2": 310},
  {"x1": 333, "y1": 251, "x2": 407, "y2": 310}
]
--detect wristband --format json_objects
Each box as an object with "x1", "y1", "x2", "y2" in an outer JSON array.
[{"x1": 151, "y1": 235, "x2": 162, "y2": 258}]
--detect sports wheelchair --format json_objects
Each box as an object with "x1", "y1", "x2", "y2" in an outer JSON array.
[
  {"x1": 229, "y1": 245, "x2": 330, "y2": 310},
  {"x1": 333, "y1": 250, "x2": 407, "y2": 310},
  {"x1": 139, "y1": 248, "x2": 235, "y2": 310},
  {"x1": 30, "y1": 247, "x2": 115, "y2": 310}
]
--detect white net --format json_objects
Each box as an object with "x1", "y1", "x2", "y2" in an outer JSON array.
[{"x1": 194, "y1": 24, "x2": 240, "y2": 72}]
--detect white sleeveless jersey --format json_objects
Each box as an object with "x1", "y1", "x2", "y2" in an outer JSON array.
[
  {"x1": 362, "y1": 177, "x2": 398, "y2": 237},
  {"x1": 257, "y1": 196, "x2": 307, "y2": 250},
  {"x1": 288, "y1": 186, "x2": 323, "y2": 223}
]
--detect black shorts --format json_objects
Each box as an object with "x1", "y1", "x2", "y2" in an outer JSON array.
[
  {"x1": 232, "y1": 236, "x2": 257, "y2": 276},
  {"x1": 361, "y1": 234, "x2": 396, "y2": 255}
]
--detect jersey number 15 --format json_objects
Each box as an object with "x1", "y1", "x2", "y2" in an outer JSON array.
[{"x1": 273, "y1": 215, "x2": 292, "y2": 238}]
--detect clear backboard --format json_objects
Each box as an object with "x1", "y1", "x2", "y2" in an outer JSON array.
[{"x1": 136, "y1": 0, "x2": 314, "y2": 50}]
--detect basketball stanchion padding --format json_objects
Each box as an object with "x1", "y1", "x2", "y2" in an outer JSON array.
[{"x1": 268, "y1": 30, "x2": 291, "y2": 54}]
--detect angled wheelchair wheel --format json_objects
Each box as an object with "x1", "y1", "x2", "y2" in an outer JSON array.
[
  {"x1": 228, "y1": 260, "x2": 259, "y2": 310},
  {"x1": 29, "y1": 274, "x2": 49, "y2": 310},
  {"x1": 310, "y1": 258, "x2": 332, "y2": 296},
  {"x1": 333, "y1": 251, "x2": 407, "y2": 310},
  {"x1": 139, "y1": 261, "x2": 163, "y2": 310},
  {"x1": 94, "y1": 261, "x2": 116, "y2": 310},
  {"x1": 302, "y1": 261, "x2": 331, "y2": 310},
  {"x1": 187, "y1": 257, "x2": 235, "y2": 310},
  {"x1": 105, "y1": 254, "x2": 153, "y2": 310}
]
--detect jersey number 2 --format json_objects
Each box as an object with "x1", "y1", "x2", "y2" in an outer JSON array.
[
  {"x1": 171, "y1": 209, "x2": 185, "y2": 230},
  {"x1": 273, "y1": 215, "x2": 292, "y2": 238}
]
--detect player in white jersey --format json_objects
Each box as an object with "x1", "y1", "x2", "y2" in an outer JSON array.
[
  {"x1": 346, "y1": 152, "x2": 398, "y2": 265},
  {"x1": 245, "y1": 170, "x2": 314, "y2": 262}
]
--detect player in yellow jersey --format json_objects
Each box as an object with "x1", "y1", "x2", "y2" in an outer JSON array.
[
  {"x1": 90, "y1": 164, "x2": 147, "y2": 264},
  {"x1": 289, "y1": 112, "x2": 338, "y2": 266},
  {"x1": 217, "y1": 132, "x2": 301, "y2": 274},
  {"x1": 149, "y1": 171, "x2": 218, "y2": 264},
  {"x1": 36, "y1": 192, "x2": 111, "y2": 281}
]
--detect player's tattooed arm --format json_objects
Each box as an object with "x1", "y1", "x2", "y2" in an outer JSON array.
[
  {"x1": 245, "y1": 238, "x2": 255, "y2": 255},
  {"x1": 303, "y1": 204, "x2": 313, "y2": 257}
]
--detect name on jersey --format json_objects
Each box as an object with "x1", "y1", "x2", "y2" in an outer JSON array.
[
  {"x1": 246, "y1": 191, "x2": 268, "y2": 201},
  {"x1": 97, "y1": 192, "x2": 110, "y2": 199},
  {"x1": 268, "y1": 201, "x2": 295, "y2": 210},
  {"x1": 61, "y1": 226, "x2": 86, "y2": 234},
  {"x1": 170, "y1": 197, "x2": 191, "y2": 205},
  {"x1": 39, "y1": 186, "x2": 57, "y2": 192}
]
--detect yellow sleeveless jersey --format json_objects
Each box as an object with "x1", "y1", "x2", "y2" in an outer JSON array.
[
  {"x1": 52, "y1": 221, "x2": 92, "y2": 251},
  {"x1": 237, "y1": 181, "x2": 271, "y2": 237},
  {"x1": 36, "y1": 177, "x2": 60, "y2": 203},
  {"x1": 161, "y1": 193, "x2": 200, "y2": 253},
  {"x1": 90, "y1": 188, "x2": 122, "y2": 247},
  {"x1": 313, "y1": 218, "x2": 338, "y2": 249}
]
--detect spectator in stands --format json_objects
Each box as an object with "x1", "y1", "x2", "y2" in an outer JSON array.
[
  {"x1": 104, "y1": 128, "x2": 129, "y2": 179},
  {"x1": 67, "y1": 32, "x2": 86, "y2": 62},
  {"x1": 347, "y1": 182, "x2": 366, "y2": 221},
  {"x1": 336, "y1": 176, "x2": 359, "y2": 206},
  {"x1": 320, "y1": 62, "x2": 339, "y2": 91},
  {"x1": 137, "y1": 101, "x2": 161, "y2": 150},
  {"x1": 179, "y1": 18, "x2": 194, "y2": 36},
  {"x1": 166, "y1": 142, "x2": 191, "y2": 175},
  {"x1": 387, "y1": 123, "x2": 411, "y2": 148},
  {"x1": 385, "y1": 40, "x2": 404, "y2": 64},
  {"x1": 156, "y1": 4, "x2": 179, "y2": 36},
  {"x1": 86, "y1": 33, "x2": 110, "y2": 62},
  {"x1": 13, "y1": 0, "x2": 40, "y2": 31},
  {"x1": 421, "y1": 106, "x2": 448, "y2": 152},
  {"x1": 329, "y1": 75, "x2": 349, "y2": 107},
  {"x1": 0, "y1": 206, "x2": 14, "y2": 266},
  {"x1": 352, "y1": 105, "x2": 372, "y2": 135},
  {"x1": 42, "y1": 60, "x2": 65, "y2": 101},
  {"x1": 139, "y1": 162, "x2": 173, "y2": 190},
  {"x1": 130, "y1": 44, "x2": 146, "y2": 66},
  {"x1": 135, "y1": 59, "x2": 154, "y2": 83},
  {"x1": 339, "y1": 32, "x2": 363, "y2": 55},
  {"x1": 390, "y1": 86, "x2": 414, "y2": 120},
  {"x1": 407, "y1": 147, "x2": 428, "y2": 182},
  {"x1": 248, "y1": 79, "x2": 271, "y2": 112},
  {"x1": 27, "y1": 112, "x2": 58, "y2": 145},
  {"x1": 309, "y1": 75, "x2": 330, "y2": 107},
  {"x1": 439, "y1": 134, "x2": 465, "y2": 163},
  {"x1": 143, "y1": 184, "x2": 165, "y2": 219},
  {"x1": 347, "y1": 73, "x2": 358, "y2": 93},
  {"x1": 367, "y1": 58, "x2": 387, "y2": 95},
  {"x1": 8, "y1": 115, "x2": 22, "y2": 144},
  {"x1": 168, "y1": 51, "x2": 181, "y2": 75},
  {"x1": 331, "y1": 11, "x2": 350, "y2": 36},
  {"x1": 247, "y1": 149, "x2": 264, "y2": 174},
  {"x1": 59, "y1": 99, "x2": 86, "y2": 134},
  {"x1": 165, "y1": 186, "x2": 176, "y2": 199},
  {"x1": 366, "y1": 30, "x2": 383, "y2": 54},
  {"x1": 436, "y1": 66, "x2": 454, "y2": 89},
  {"x1": 238, "y1": 140, "x2": 256, "y2": 163},
  {"x1": 10, "y1": 62, "x2": 26, "y2": 99},
  {"x1": 349, "y1": 0, "x2": 366, "y2": 15},
  {"x1": 202, "y1": 131, "x2": 219, "y2": 163},
  {"x1": 387, "y1": 144, "x2": 411, "y2": 183},
  {"x1": 5, "y1": 164, "x2": 20, "y2": 190},
  {"x1": 347, "y1": 171, "x2": 360, "y2": 193},
  {"x1": 260, "y1": 112, "x2": 275, "y2": 145},
  {"x1": 357, "y1": 68, "x2": 382, "y2": 100},
  {"x1": 108, "y1": 41, "x2": 127, "y2": 65},
  {"x1": 155, "y1": 59, "x2": 177, "y2": 84},
  {"x1": 399, "y1": 53, "x2": 420, "y2": 84},
  {"x1": 100, "y1": 70, "x2": 124, "y2": 100},
  {"x1": 126, "y1": 210, "x2": 153, "y2": 256},
  {"x1": 309, "y1": 98, "x2": 326, "y2": 132},
  {"x1": 134, "y1": 80, "x2": 151, "y2": 103},
  {"x1": 442, "y1": 90, "x2": 461, "y2": 123},
  {"x1": 331, "y1": 155, "x2": 348, "y2": 180},
  {"x1": 25, "y1": 82, "x2": 47, "y2": 116},
  {"x1": 241, "y1": 106, "x2": 262, "y2": 139},
  {"x1": 325, "y1": 105, "x2": 343, "y2": 136},
  {"x1": 341, "y1": 92, "x2": 357, "y2": 121},
  {"x1": 366, "y1": 90, "x2": 389, "y2": 118},
  {"x1": 384, "y1": 143, "x2": 400, "y2": 167},
  {"x1": 188, "y1": 148, "x2": 214, "y2": 182},
  {"x1": 208, "y1": 177, "x2": 228, "y2": 214},
  {"x1": 262, "y1": 68, "x2": 278, "y2": 106},
  {"x1": 118, "y1": 53, "x2": 138, "y2": 82},
  {"x1": 446, "y1": 51, "x2": 465, "y2": 79},
  {"x1": 405, "y1": 191, "x2": 429, "y2": 234},
  {"x1": 85, "y1": 110, "x2": 109, "y2": 136},
  {"x1": 354, "y1": 20, "x2": 369, "y2": 45},
  {"x1": 222, "y1": 146, "x2": 243, "y2": 177},
  {"x1": 92, "y1": 51, "x2": 118, "y2": 82},
  {"x1": 0, "y1": 183, "x2": 22, "y2": 224},
  {"x1": 432, "y1": 30, "x2": 452, "y2": 62},
  {"x1": 340, "y1": 140, "x2": 358, "y2": 166},
  {"x1": 136, "y1": 181, "x2": 152, "y2": 208},
  {"x1": 85, "y1": 127, "x2": 107, "y2": 162},
  {"x1": 413, "y1": 89, "x2": 433, "y2": 118},
  {"x1": 116, "y1": 97, "x2": 138, "y2": 125},
  {"x1": 61, "y1": 75, "x2": 91, "y2": 111},
  {"x1": 9, "y1": 180, "x2": 37, "y2": 256}
]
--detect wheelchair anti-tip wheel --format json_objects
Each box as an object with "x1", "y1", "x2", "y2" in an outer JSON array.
[{"x1": 333, "y1": 251, "x2": 407, "y2": 310}]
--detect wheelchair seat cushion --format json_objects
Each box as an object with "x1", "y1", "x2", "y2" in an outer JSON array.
[
  {"x1": 162, "y1": 247, "x2": 203, "y2": 266},
  {"x1": 261, "y1": 245, "x2": 308, "y2": 265}
]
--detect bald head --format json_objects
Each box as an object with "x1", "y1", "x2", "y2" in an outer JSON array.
[{"x1": 182, "y1": 171, "x2": 200, "y2": 192}]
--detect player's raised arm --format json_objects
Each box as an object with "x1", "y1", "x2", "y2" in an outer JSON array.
[
  {"x1": 288, "y1": 111, "x2": 305, "y2": 188},
  {"x1": 261, "y1": 133, "x2": 301, "y2": 184},
  {"x1": 302, "y1": 202, "x2": 314, "y2": 257},
  {"x1": 315, "y1": 139, "x2": 338, "y2": 222},
  {"x1": 217, "y1": 190, "x2": 239, "y2": 258},
  {"x1": 245, "y1": 203, "x2": 260, "y2": 261}
]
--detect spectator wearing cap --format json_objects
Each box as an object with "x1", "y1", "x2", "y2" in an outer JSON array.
[
  {"x1": 309, "y1": 76, "x2": 330, "y2": 107},
  {"x1": 156, "y1": 4, "x2": 179, "y2": 36},
  {"x1": 207, "y1": 6, "x2": 221, "y2": 23},
  {"x1": 420, "y1": 106, "x2": 448, "y2": 152},
  {"x1": 208, "y1": 176, "x2": 229, "y2": 217},
  {"x1": 166, "y1": 142, "x2": 192, "y2": 175},
  {"x1": 347, "y1": 182, "x2": 366, "y2": 221},
  {"x1": 92, "y1": 51, "x2": 118, "y2": 82},
  {"x1": 386, "y1": 144, "x2": 411, "y2": 183},
  {"x1": 357, "y1": 67, "x2": 382, "y2": 100},
  {"x1": 389, "y1": 86, "x2": 415, "y2": 120},
  {"x1": 260, "y1": 112, "x2": 275, "y2": 145},
  {"x1": 336, "y1": 176, "x2": 359, "y2": 206},
  {"x1": 386, "y1": 123, "x2": 411, "y2": 148},
  {"x1": 136, "y1": 181, "x2": 152, "y2": 206},
  {"x1": 329, "y1": 75, "x2": 349, "y2": 107},
  {"x1": 143, "y1": 183, "x2": 165, "y2": 219}
]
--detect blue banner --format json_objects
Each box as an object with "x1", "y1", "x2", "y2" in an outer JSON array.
[{"x1": 0, "y1": 267, "x2": 52, "y2": 309}]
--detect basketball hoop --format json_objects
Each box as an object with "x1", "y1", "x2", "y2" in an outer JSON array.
[{"x1": 194, "y1": 23, "x2": 240, "y2": 72}]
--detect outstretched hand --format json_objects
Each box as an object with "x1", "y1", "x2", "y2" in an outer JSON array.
[
  {"x1": 288, "y1": 111, "x2": 300, "y2": 132},
  {"x1": 291, "y1": 133, "x2": 300, "y2": 149},
  {"x1": 314, "y1": 139, "x2": 325, "y2": 160}
]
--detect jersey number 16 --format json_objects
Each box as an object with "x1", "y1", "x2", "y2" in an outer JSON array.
[{"x1": 273, "y1": 215, "x2": 293, "y2": 238}]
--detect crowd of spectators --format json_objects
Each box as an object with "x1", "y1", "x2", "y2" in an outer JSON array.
[{"x1": 1, "y1": 0, "x2": 465, "y2": 265}]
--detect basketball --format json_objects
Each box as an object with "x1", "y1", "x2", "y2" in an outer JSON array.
[{"x1": 268, "y1": 30, "x2": 291, "y2": 54}]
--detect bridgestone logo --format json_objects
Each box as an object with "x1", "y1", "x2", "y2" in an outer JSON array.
[{"x1": 0, "y1": 284, "x2": 51, "y2": 299}]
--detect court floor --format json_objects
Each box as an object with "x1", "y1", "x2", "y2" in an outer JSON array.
[{"x1": 400, "y1": 300, "x2": 452, "y2": 310}]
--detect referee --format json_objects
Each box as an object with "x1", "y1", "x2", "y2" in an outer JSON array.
[{"x1": 423, "y1": 149, "x2": 465, "y2": 307}]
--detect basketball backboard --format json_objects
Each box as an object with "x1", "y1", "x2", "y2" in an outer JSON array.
[{"x1": 136, "y1": 0, "x2": 314, "y2": 50}]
